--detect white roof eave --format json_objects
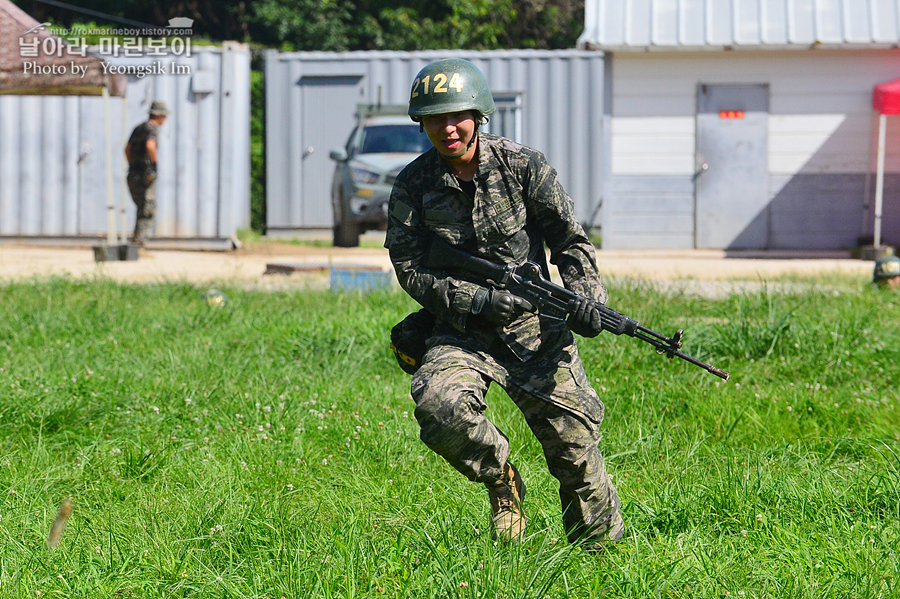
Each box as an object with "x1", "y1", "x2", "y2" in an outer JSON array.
[
  {"x1": 578, "y1": 0, "x2": 900, "y2": 54},
  {"x1": 577, "y1": 42, "x2": 900, "y2": 53}
]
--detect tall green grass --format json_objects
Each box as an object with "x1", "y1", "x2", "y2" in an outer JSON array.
[{"x1": 0, "y1": 277, "x2": 897, "y2": 598}]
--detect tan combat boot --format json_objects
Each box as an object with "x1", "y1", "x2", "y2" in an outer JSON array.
[{"x1": 486, "y1": 462, "x2": 526, "y2": 542}]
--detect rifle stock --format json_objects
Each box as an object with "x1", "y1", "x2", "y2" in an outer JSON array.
[{"x1": 425, "y1": 236, "x2": 730, "y2": 380}]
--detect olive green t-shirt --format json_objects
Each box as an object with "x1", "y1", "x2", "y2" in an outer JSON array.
[{"x1": 127, "y1": 121, "x2": 159, "y2": 173}]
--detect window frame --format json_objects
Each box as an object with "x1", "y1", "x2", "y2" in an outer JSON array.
[{"x1": 483, "y1": 92, "x2": 523, "y2": 143}]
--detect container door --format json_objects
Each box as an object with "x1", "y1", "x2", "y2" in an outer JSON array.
[
  {"x1": 299, "y1": 75, "x2": 363, "y2": 227},
  {"x1": 695, "y1": 84, "x2": 769, "y2": 249}
]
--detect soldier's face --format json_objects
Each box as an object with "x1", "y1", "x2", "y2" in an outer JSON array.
[{"x1": 421, "y1": 111, "x2": 477, "y2": 158}]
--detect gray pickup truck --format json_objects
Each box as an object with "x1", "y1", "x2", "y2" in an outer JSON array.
[{"x1": 329, "y1": 105, "x2": 429, "y2": 247}]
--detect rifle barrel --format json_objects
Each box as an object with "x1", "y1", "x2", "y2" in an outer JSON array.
[
  {"x1": 425, "y1": 235, "x2": 731, "y2": 381},
  {"x1": 632, "y1": 331, "x2": 730, "y2": 380}
]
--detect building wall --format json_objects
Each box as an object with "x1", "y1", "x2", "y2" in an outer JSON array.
[
  {"x1": 264, "y1": 50, "x2": 606, "y2": 233},
  {"x1": 0, "y1": 43, "x2": 251, "y2": 248},
  {"x1": 602, "y1": 49, "x2": 900, "y2": 249}
]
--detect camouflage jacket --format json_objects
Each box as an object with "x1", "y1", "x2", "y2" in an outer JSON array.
[{"x1": 385, "y1": 133, "x2": 607, "y2": 361}]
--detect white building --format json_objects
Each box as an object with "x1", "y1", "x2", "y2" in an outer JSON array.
[{"x1": 579, "y1": 0, "x2": 900, "y2": 250}]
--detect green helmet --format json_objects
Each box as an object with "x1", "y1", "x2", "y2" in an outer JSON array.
[
  {"x1": 408, "y1": 59, "x2": 495, "y2": 122},
  {"x1": 873, "y1": 255, "x2": 900, "y2": 280}
]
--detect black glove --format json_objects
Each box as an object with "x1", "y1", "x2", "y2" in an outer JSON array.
[
  {"x1": 472, "y1": 287, "x2": 534, "y2": 327},
  {"x1": 567, "y1": 296, "x2": 602, "y2": 337}
]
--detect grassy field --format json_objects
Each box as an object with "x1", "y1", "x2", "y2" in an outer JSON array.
[{"x1": 0, "y1": 276, "x2": 897, "y2": 598}]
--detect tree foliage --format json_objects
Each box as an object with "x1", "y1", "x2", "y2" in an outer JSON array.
[
  {"x1": 16, "y1": 0, "x2": 584, "y2": 50},
  {"x1": 250, "y1": 0, "x2": 353, "y2": 51}
]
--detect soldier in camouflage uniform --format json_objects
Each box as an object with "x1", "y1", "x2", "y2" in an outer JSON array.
[
  {"x1": 125, "y1": 101, "x2": 168, "y2": 246},
  {"x1": 385, "y1": 59, "x2": 624, "y2": 547}
]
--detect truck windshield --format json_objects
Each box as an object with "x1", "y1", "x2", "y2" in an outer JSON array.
[{"x1": 359, "y1": 125, "x2": 430, "y2": 154}]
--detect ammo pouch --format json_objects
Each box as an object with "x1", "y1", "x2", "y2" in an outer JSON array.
[{"x1": 390, "y1": 309, "x2": 436, "y2": 375}]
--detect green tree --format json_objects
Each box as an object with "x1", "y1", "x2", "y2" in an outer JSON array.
[
  {"x1": 365, "y1": 0, "x2": 516, "y2": 50},
  {"x1": 507, "y1": 0, "x2": 584, "y2": 49},
  {"x1": 390, "y1": 0, "x2": 516, "y2": 49},
  {"x1": 250, "y1": 0, "x2": 353, "y2": 51}
]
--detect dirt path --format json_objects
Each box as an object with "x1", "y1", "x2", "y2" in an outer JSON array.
[{"x1": 0, "y1": 239, "x2": 875, "y2": 294}]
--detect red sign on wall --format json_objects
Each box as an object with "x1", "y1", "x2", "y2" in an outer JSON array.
[{"x1": 719, "y1": 110, "x2": 745, "y2": 119}]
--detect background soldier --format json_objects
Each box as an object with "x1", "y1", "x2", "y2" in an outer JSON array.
[
  {"x1": 873, "y1": 255, "x2": 900, "y2": 289},
  {"x1": 125, "y1": 101, "x2": 168, "y2": 246},
  {"x1": 385, "y1": 59, "x2": 624, "y2": 548}
]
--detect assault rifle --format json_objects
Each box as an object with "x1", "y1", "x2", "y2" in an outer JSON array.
[{"x1": 426, "y1": 237, "x2": 730, "y2": 380}]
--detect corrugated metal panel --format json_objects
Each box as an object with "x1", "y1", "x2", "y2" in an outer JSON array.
[
  {"x1": 265, "y1": 50, "x2": 606, "y2": 232},
  {"x1": 0, "y1": 43, "x2": 250, "y2": 246},
  {"x1": 604, "y1": 176, "x2": 695, "y2": 249},
  {"x1": 579, "y1": 0, "x2": 900, "y2": 50}
]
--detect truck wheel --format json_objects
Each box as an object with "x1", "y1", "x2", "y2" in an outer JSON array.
[{"x1": 333, "y1": 221, "x2": 360, "y2": 247}]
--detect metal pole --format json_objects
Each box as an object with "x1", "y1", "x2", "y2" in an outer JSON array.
[
  {"x1": 874, "y1": 113, "x2": 887, "y2": 249},
  {"x1": 120, "y1": 96, "x2": 129, "y2": 245},
  {"x1": 103, "y1": 86, "x2": 116, "y2": 246}
]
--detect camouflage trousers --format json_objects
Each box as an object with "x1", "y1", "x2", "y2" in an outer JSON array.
[
  {"x1": 411, "y1": 319, "x2": 624, "y2": 545},
  {"x1": 127, "y1": 171, "x2": 157, "y2": 245}
]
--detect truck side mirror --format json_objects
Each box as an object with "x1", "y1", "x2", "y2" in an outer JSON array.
[{"x1": 329, "y1": 148, "x2": 348, "y2": 162}]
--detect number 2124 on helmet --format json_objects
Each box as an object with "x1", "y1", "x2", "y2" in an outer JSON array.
[{"x1": 408, "y1": 58, "x2": 496, "y2": 122}]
